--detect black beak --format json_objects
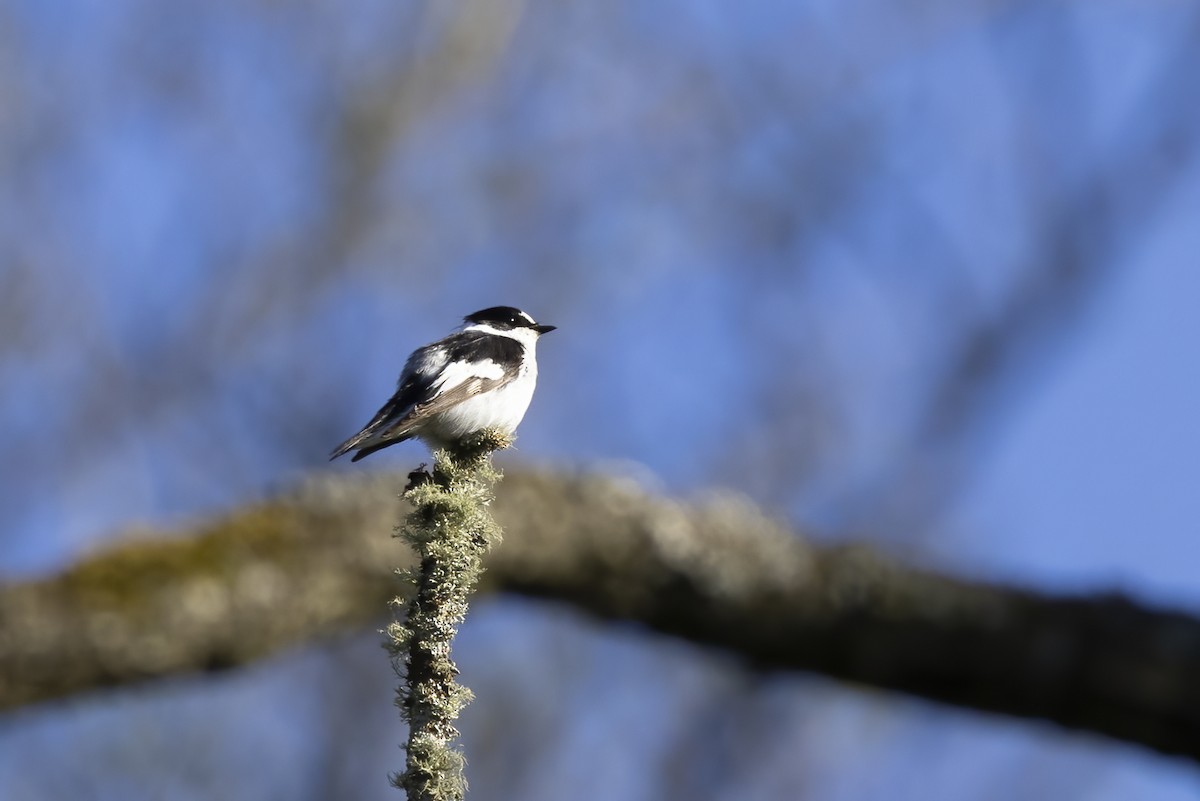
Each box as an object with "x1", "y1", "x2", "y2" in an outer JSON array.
[{"x1": 533, "y1": 324, "x2": 557, "y2": 334}]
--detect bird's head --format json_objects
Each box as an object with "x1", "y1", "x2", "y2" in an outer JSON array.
[{"x1": 463, "y1": 306, "x2": 556, "y2": 338}]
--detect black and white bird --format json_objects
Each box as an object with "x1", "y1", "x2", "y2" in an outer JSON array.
[{"x1": 330, "y1": 306, "x2": 556, "y2": 462}]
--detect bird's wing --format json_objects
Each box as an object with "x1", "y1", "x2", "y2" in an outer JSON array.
[
  {"x1": 352, "y1": 360, "x2": 514, "y2": 459},
  {"x1": 327, "y1": 345, "x2": 442, "y2": 460},
  {"x1": 329, "y1": 332, "x2": 521, "y2": 461}
]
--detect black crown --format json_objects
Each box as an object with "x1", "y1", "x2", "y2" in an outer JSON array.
[{"x1": 464, "y1": 306, "x2": 533, "y2": 328}]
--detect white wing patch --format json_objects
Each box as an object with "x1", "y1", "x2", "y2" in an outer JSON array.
[{"x1": 433, "y1": 359, "x2": 506, "y2": 391}]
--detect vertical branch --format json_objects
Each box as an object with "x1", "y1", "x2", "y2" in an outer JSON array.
[{"x1": 388, "y1": 429, "x2": 512, "y2": 801}]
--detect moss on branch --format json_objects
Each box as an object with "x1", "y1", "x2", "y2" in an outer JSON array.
[{"x1": 389, "y1": 429, "x2": 511, "y2": 801}]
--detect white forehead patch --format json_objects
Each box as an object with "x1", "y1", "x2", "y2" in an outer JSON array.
[{"x1": 517, "y1": 310, "x2": 536, "y2": 326}]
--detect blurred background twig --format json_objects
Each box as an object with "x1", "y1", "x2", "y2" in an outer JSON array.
[{"x1": 1, "y1": 1, "x2": 1199, "y2": 799}]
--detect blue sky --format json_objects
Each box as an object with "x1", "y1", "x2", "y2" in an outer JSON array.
[
  {"x1": 948, "y1": 192, "x2": 1200, "y2": 600},
  {"x1": 1, "y1": 1, "x2": 1198, "y2": 799}
]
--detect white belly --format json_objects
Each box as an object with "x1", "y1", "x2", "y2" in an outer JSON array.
[{"x1": 420, "y1": 368, "x2": 538, "y2": 446}]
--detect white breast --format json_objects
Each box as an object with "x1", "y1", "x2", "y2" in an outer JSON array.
[{"x1": 420, "y1": 352, "x2": 538, "y2": 446}]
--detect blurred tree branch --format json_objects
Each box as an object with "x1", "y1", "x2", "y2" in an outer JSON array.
[
  {"x1": 859, "y1": 17, "x2": 1200, "y2": 529},
  {"x1": 220, "y1": 0, "x2": 529, "y2": 340},
  {"x1": 2, "y1": 468, "x2": 1199, "y2": 762}
]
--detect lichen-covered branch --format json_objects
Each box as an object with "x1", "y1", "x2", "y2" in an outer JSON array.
[
  {"x1": 2, "y1": 468, "x2": 1200, "y2": 763},
  {"x1": 389, "y1": 430, "x2": 510, "y2": 801}
]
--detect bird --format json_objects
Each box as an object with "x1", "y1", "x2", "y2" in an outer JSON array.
[{"x1": 330, "y1": 306, "x2": 556, "y2": 462}]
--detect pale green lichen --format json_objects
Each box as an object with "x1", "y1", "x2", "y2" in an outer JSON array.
[{"x1": 389, "y1": 429, "x2": 512, "y2": 801}]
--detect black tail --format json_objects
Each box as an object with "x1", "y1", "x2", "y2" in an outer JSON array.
[
  {"x1": 330, "y1": 407, "x2": 413, "y2": 461},
  {"x1": 330, "y1": 389, "x2": 420, "y2": 462},
  {"x1": 328, "y1": 435, "x2": 363, "y2": 461},
  {"x1": 329, "y1": 420, "x2": 387, "y2": 461},
  {"x1": 347, "y1": 436, "x2": 408, "y2": 462}
]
